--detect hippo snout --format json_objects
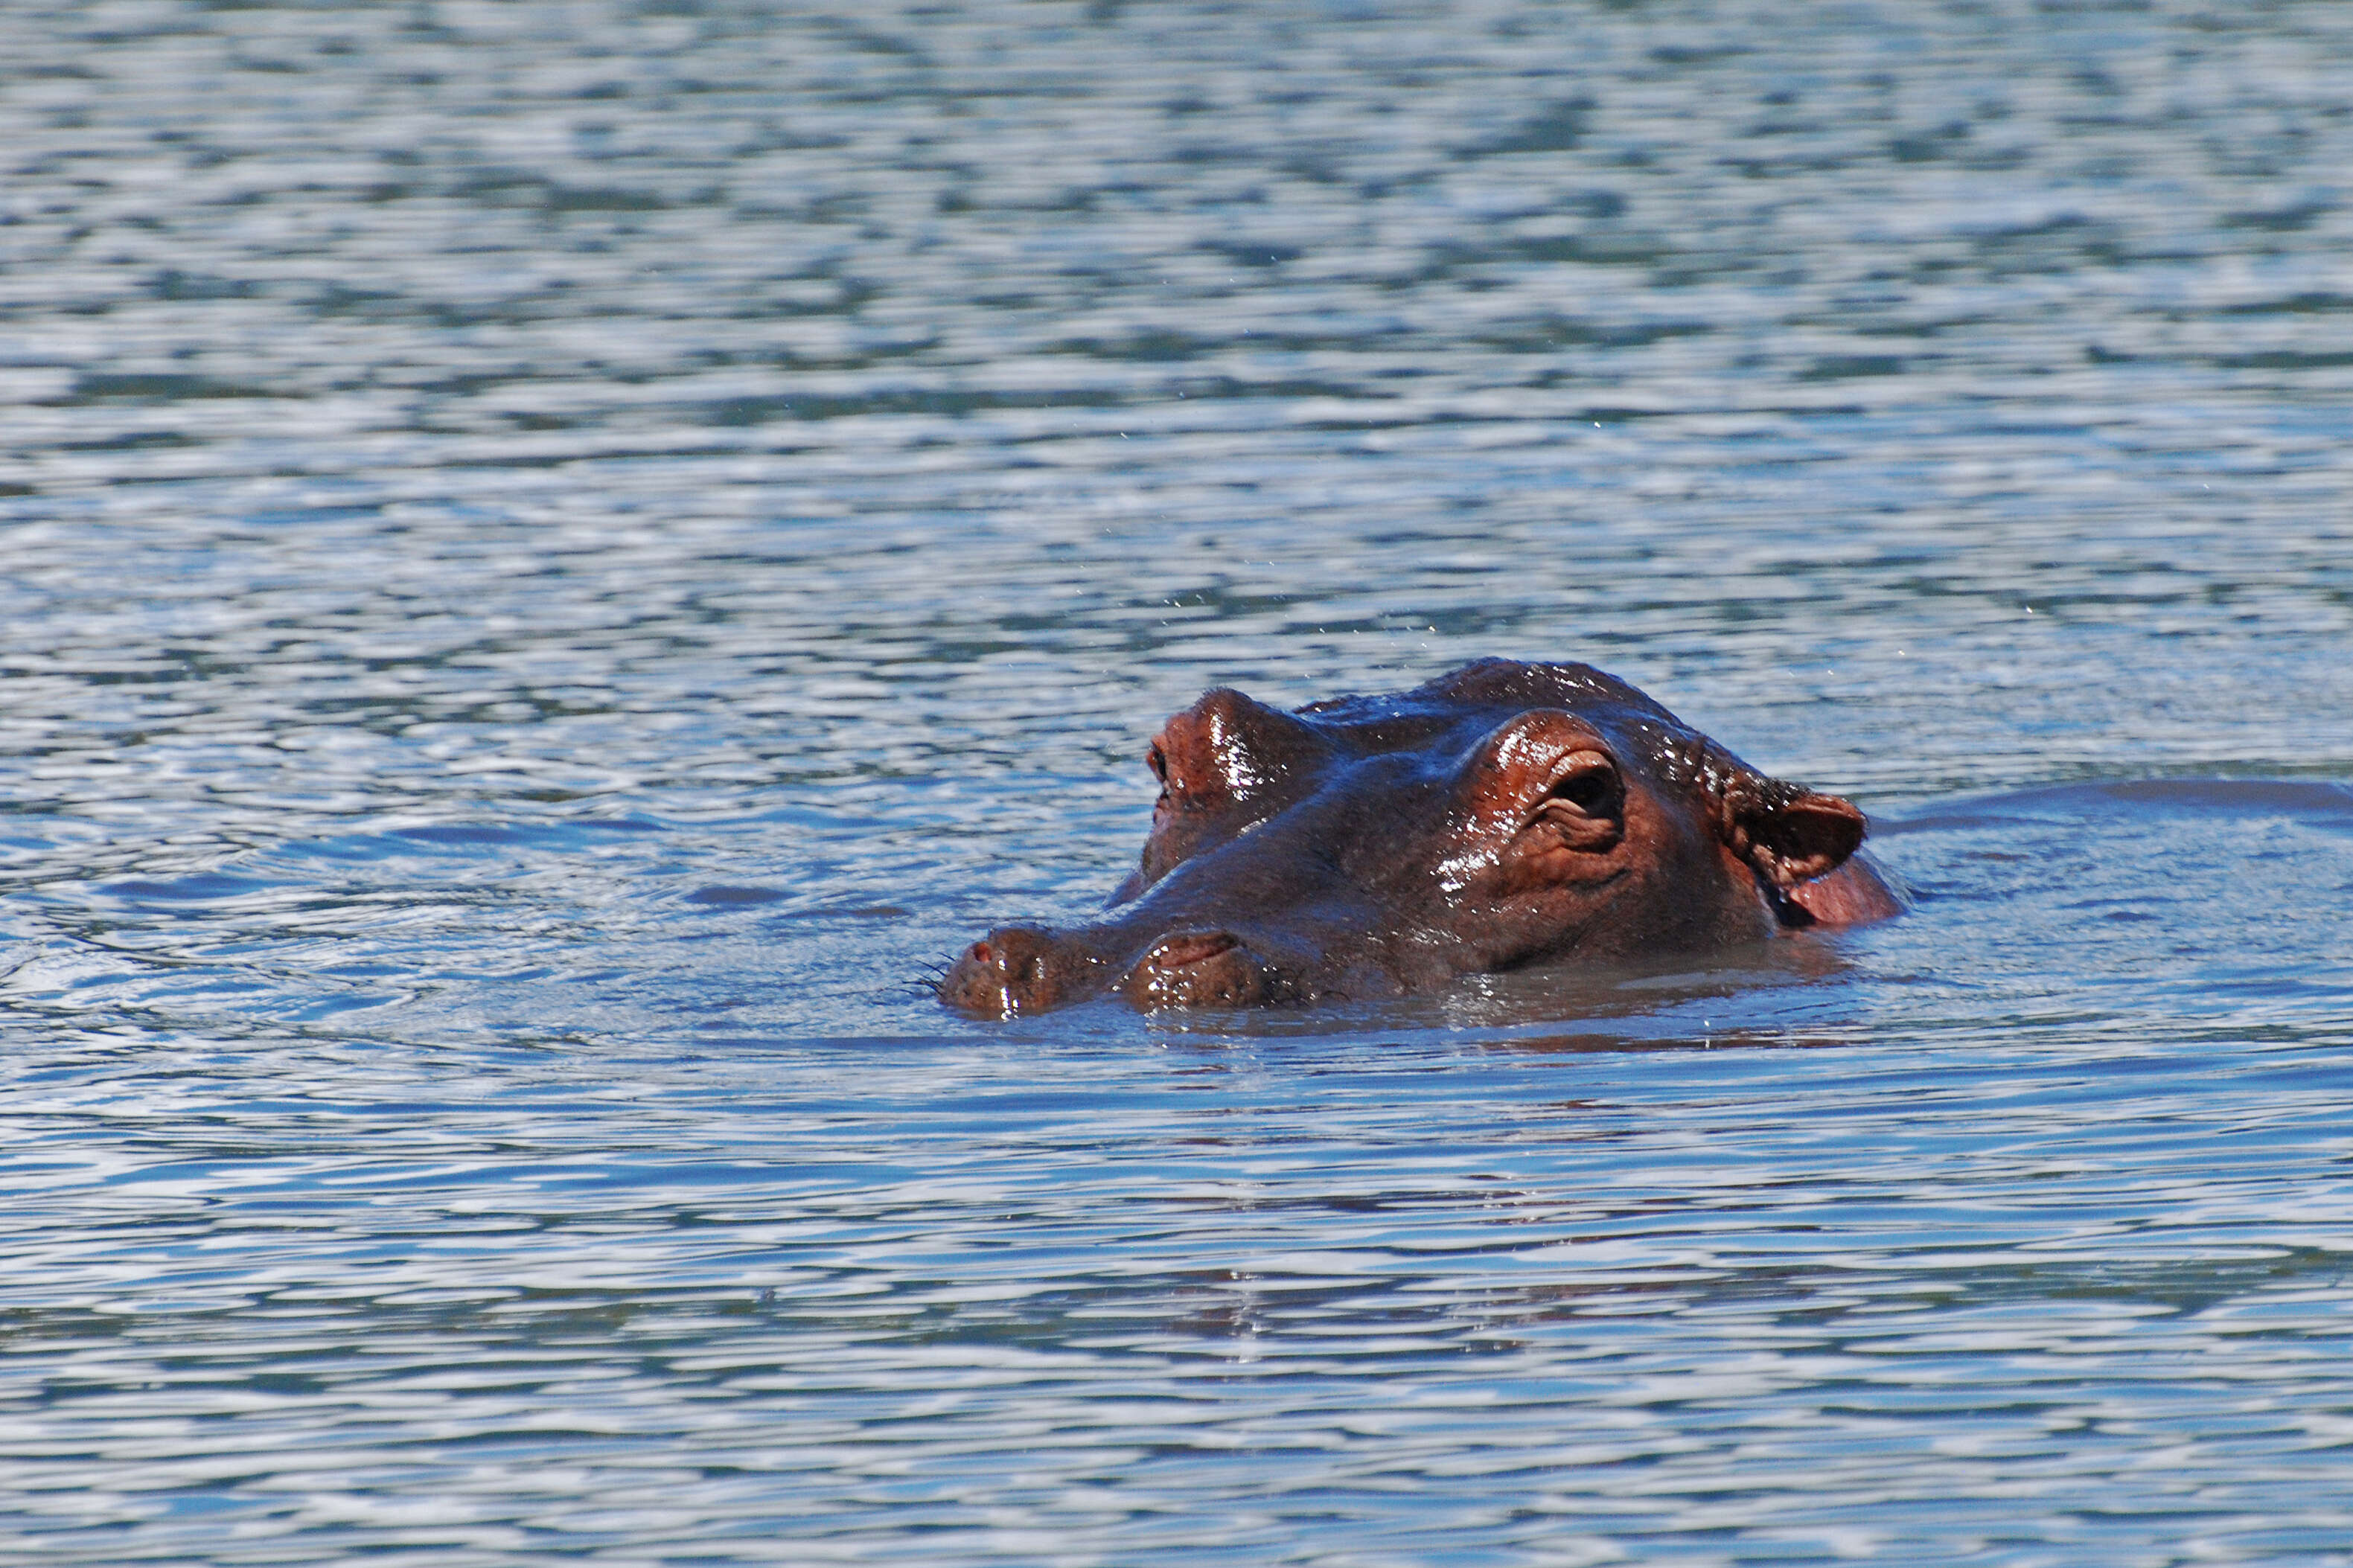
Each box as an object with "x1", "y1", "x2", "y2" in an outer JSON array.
[
  {"x1": 939, "y1": 924, "x2": 1093, "y2": 1016},
  {"x1": 939, "y1": 924, "x2": 1301, "y2": 1015}
]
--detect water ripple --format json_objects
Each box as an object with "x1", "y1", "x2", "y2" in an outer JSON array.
[{"x1": 4, "y1": 1, "x2": 2353, "y2": 1562}]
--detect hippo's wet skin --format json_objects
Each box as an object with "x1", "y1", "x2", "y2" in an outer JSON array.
[{"x1": 941, "y1": 659, "x2": 1902, "y2": 1016}]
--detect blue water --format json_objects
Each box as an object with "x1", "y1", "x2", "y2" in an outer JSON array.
[{"x1": 4, "y1": 1, "x2": 2353, "y2": 1561}]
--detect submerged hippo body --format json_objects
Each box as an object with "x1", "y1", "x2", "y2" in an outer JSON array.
[{"x1": 941, "y1": 659, "x2": 1901, "y2": 1016}]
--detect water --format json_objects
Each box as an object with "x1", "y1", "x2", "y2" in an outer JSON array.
[{"x1": 4, "y1": 0, "x2": 2353, "y2": 1561}]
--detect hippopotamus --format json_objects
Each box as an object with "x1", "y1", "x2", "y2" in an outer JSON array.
[{"x1": 940, "y1": 659, "x2": 1901, "y2": 1016}]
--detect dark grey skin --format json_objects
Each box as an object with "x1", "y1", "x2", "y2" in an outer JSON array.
[{"x1": 940, "y1": 659, "x2": 1902, "y2": 1017}]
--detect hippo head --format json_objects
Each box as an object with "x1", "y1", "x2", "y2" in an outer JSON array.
[{"x1": 940, "y1": 659, "x2": 1882, "y2": 1016}]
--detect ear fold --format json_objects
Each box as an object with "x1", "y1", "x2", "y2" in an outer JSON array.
[{"x1": 1717, "y1": 776, "x2": 1867, "y2": 892}]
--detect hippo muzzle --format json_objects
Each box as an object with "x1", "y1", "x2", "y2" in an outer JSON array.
[{"x1": 941, "y1": 924, "x2": 1301, "y2": 1015}]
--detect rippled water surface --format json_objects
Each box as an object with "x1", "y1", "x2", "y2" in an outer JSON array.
[{"x1": 6, "y1": 1, "x2": 2353, "y2": 1561}]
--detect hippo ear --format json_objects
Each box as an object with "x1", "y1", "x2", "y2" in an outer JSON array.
[{"x1": 1717, "y1": 778, "x2": 1866, "y2": 892}]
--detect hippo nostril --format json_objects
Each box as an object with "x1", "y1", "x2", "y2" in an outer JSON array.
[
  {"x1": 1145, "y1": 930, "x2": 1240, "y2": 969},
  {"x1": 986, "y1": 928, "x2": 1056, "y2": 985},
  {"x1": 1123, "y1": 931, "x2": 1289, "y2": 1010}
]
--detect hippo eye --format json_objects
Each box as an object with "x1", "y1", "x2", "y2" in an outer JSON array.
[
  {"x1": 1527, "y1": 752, "x2": 1624, "y2": 855},
  {"x1": 1551, "y1": 772, "x2": 1609, "y2": 813},
  {"x1": 1147, "y1": 743, "x2": 1168, "y2": 785},
  {"x1": 1543, "y1": 759, "x2": 1618, "y2": 816},
  {"x1": 1530, "y1": 752, "x2": 1622, "y2": 842}
]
